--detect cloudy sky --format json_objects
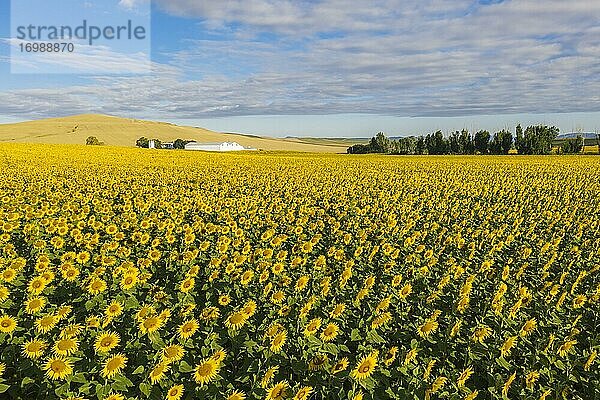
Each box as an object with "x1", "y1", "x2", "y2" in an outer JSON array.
[{"x1": 1, "y1": 0, "x2": 599, "y2": 137}]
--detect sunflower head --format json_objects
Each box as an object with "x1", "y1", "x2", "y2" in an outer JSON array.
[{"x1": 194, "y1": 359, "x2": 219, "y2": 386}]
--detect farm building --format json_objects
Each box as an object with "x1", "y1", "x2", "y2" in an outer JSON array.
[{"x1": 184, "y1": 141, "x2": 248, "y2": 152}]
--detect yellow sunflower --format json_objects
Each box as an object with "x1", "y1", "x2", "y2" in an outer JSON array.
[
  {"x1": 383, "y1": 347, "x2": 398, "y2": 366},
  {"x1": 520, "y1": 318, "x2": 537, "y2": 337},
  {"x1": 178, "y1": 319, "x2": 199, "y2": 339},
  {"x1": 179, "y1": 277, "x2": 195, "y2": 293},
  {"x1": 0, "y1": 285, "x2": 8, "y2": 302},
  {"x1": 139, "y1": 316, "x2": 162, "y2": 334},
  {"x1": 500, "y1": 336, "x2": 517, "y2": 357},
  {"x1": 457, "y1": 366, "x2": 474, "y2": 387},
  {"x1": 22, "y1": 339, "x2": 46, "y2": 359},
  {"x1": 417, "y1": 319, "x2": 438, "y2": 339},
  {"x1": 43, "y1": 357, "x2": 73, "y2": 380},
  {"x1": 242, "y1": 300, "x2": 257, "y2": 317},
  {"x1": 308, "y1": 354, "x2": 329, "y2": 371},
  {"x1": 398, "y1": 283, "x2": 412, "y2": 299},
  {"x1": 194, "y1": 359, "x2": 219, "y2": 386},
  {"x1": 94, "y1": 331, "x2": 120, "y2": 353},
  {"x1": 261, "y1": 366, "x2": 279, "y2": 388},
  {"x1": 102, "y1": 354, "x2": 128, "y2": 378},
  {"x1": 36, "y1": 314, "x2": 58, "y2": 334},
  {"x1": 330, "y1": 303, "x2": 346, "y2": 318},
  {"x1": 320, "y1": 323, "x2": 339, "y2": 342},
  {"x1": 225, "y1": 311, "x2": 247, "y2": 331},
  {"x1": 162, "y1": 345, "x2": 185, "y2": 364},
  {"x1": 219, "y1": 294, "x2": 231, "y2": 306},
  {"x1": 525, "y1": 370, "x2": 540, "y2": 390},
  {"x1": 25, "y1": 297, "x2": 46, "y2": 314},
  {"x1": 53, "y1": 337, "x2": 79, "y2": 356},
  {"x1": 270, "y1": 330, "x2": 287, "y2": 353},
  {"x1": 211, "y1": 349, "x2": 227, "y2": 363},
  {"x1": 0, "y1": 315, "x2": 17, "y2": 333},
  {"x1": 471, "y1": 325, "x2": 492, "y2": 344},
  {"x1": 28, "y1": 277, "x2": 47, "y2": 295},
  {"x1": 303, "y1": 318, "x2": 322, "y2": 336},
  {"x1": 351, "y1": 353, "x2": 378, "y2": 381},
  {"x1": 120, "y1": 274, "x2": 138, "y2": 290},
  {"x1": 61, "y1": 323, "x2": 84, "y2": 338},
  {"x1": 557, "y1": 340, "x2": 577, "y2": 357},
  {"x1": 293, "y1": 386, "x2": 313, "y2": 400},
  {"x1": 266, "y1": 381, "x2": 288, "y2": 400},
  {"x1": 149, "y1": 362, "x2": 169, "y2": 384},
  {"x1": 105, "y1": 301, "x2": 123, "y2": 318},
  {"x1": 166, "y1": 384, "x2": 185, "y2": 400},
  {"x1": 331, "y1": 357, "x2": 349, "y2": 374},
  {"x1": 1, "y1": 268, "x2": 17, "y2": 282},
  {"x1": 87, "y1": 278, "x2": 107, "y2": 295}
]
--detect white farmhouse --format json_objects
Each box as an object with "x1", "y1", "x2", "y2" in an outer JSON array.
[{"x1": 184, "y1": 142, "x2": 248, "y2": 152}]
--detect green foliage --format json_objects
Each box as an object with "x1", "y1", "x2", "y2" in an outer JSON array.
[
  {"x1": 425, "y1": 130, "x2": 448, "y2": 155},
  {"x1": 474, "y1": 130, "x2": 491, "y2": 154},
  {"x1": 515, "y1": 124, "x2": 524, "y2": 155},
  {"x1": 415, "y1": 136, "x2": 426, "y2": 155},
  {"x1": 490, "y1": 130, "x2": 513, "y2": 155},
  {"x1": 515, "y1": 125, "x2": 559, "y2": 155},
  {"x1": 85, "y1": 136, "x2": 103, "y2": 146},
  {"x1": 560, "y1": 136, "x2": 584, "y2": 154},
  {"x1": 346, "y1": 125, "x2": 561, "y2": 156},
  {"x1": 347, "y1": 144, "x2": 372, "y2": 154},
  {"x1": 173, "y1": 139, "x2": 188, "y2": 150},
  {"x1": 369, "y1": 132, "x2": 391, "y2": 154},
  {"x1": 389, "y1": 137, "x2": 417, "y2": 155},
  {"x1": 136, "y1": 137, "x2": 149, "y2": 148}
]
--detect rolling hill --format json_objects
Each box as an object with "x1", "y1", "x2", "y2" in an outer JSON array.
[{"x1": 0, "y1": 114, "x2": 350, "y2": 153}]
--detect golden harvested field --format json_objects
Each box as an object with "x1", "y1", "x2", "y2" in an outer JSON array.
[
  {"x1": 0, "y1": 115, "x2": 348, "y2": 153},
  {"x1": 0, "y1": 144, "x2": 599, "y2": 400}
]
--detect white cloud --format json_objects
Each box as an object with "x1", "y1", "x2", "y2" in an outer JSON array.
[
  {"x1": 1, "y1": 0, "x2": 599, "y2": 122},
  {"x1": 118, "y1": 0, "x2": 149, "y2": 10}
]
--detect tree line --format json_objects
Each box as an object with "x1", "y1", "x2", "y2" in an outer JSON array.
[
  {"x1": 347, "y1": 125, "x2": 586, "y2": 155},
  {"x1": 135, "y1": 137, "x2": 193, "y2": 149}
]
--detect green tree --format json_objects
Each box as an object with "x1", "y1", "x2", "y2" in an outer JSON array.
[
  {"x1": 490, "y1": 129, "x2": 513, "y2": 155},
  {"x1": 85, "y1": 136, "x2": 102, "y2": 146},
  {"x1": 415, "y1": 136, "x2": 425, "y2": 155},
  {"x1": 560, "y1": 135, "x2": 584, "y2": 154},
  {"x1": 369, "y1": 132, "x2": 391, "y2": 153},
  {"x1": 523, "y1": 125, "x2": 559, "y2": 155},
  {"x1": 459, "y1": 129, "x2": 474, "y2": 155},
  {"x1": 425, "y1": 131, "x2": 448, "y2": 155},
  {"x1": 136, "y1": 137, "x2": 149, "y2": 148},
  {"x1": 347, "y1": 144, "x2": 371, "y2": 154},
  {"x1": 173, "y1": 139, "x2": 189, "y2": 150},
  {"x1": 515, "y1": 124, "x2": 525, "y2": 154},
  {"x1": 392, "y1": 137, "x2": 417, "y2": 155},
  {"x1": 474, "y1": 130, "x2": 491, "y2": 154},
  {"x1": 449, "y1": 131, "x2": 461, "y2": 154}
]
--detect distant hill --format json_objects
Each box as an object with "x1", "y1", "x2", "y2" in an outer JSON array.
[
  {"x1": 557, "y1": 132, "x2": 598, "y2": 140},
  {"x1": 0, "y1": 114, "x2": 349, "y2": 153}
]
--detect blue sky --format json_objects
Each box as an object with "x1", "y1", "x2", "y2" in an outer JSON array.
[{"x1": 1, "y1": 0, "x2": 599, "y2": 137}]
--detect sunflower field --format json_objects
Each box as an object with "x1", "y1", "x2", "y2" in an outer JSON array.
[{"x1": 0, "y1": 143, "x2": 599, "y2": 400}]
